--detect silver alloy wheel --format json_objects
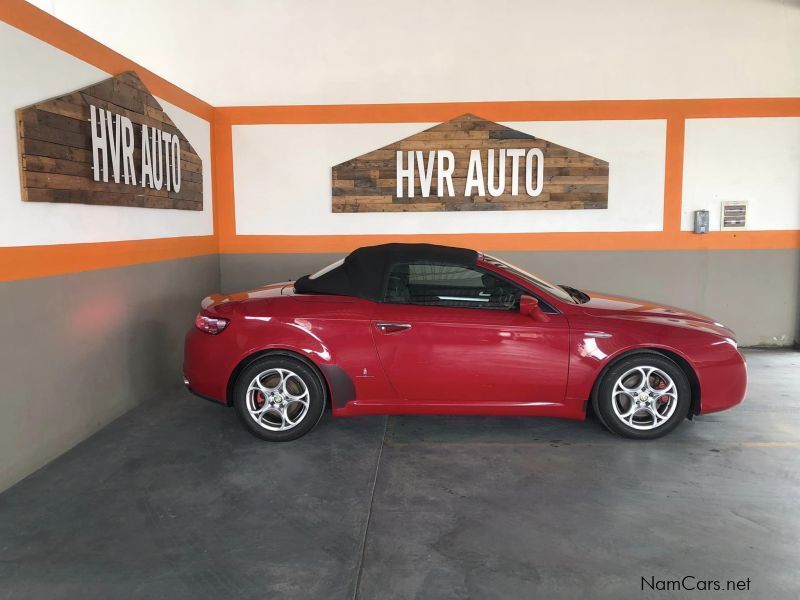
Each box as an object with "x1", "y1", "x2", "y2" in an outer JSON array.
[
  {"x1": 611, "y1": 366, "x2": 678, "y2": 431},
  {"x1": 246, "y1": 368, "x2": 310, "y2": 431}
]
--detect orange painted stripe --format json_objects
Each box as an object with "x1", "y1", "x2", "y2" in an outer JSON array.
[
  {"x1": 663, "y1": 119, "x2": 685, "y2": 232},
  {"x1": 212, "y1": 104, "x2": 799, "y2": 255},
  {"x1": 0, "y1": 0, "x2": 213, "y2": 121},
  {"x1": 0, "y1": 3, "x2": 218, "y2": 283},
  {"x1": 212, "y1": 112, "x2": 237, "y2": 245},
  {"x1": 218, "y1": 98, "x2": 800, "y2": 125},
  {"x1": 3, "y1": 2, "x2": 800, "y2": 279},
  {"x1": 0, "y1": 236, "x2": 217, "y2": 282},
  {"x1": 218, "y1": 231, "x2": 800, "y2": 254}
]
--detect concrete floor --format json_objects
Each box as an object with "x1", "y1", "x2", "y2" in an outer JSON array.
[{"x1": 0, "y1": 349, "x2": 798, "y2": 599}]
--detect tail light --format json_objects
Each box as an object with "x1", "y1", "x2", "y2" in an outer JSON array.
[{"x1": 195, "y1": 312, "x2": 229, "y2": 335}]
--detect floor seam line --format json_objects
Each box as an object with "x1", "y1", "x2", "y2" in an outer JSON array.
[{"x1": 352, "y1": 416, "x2": 388, "y2": 600}]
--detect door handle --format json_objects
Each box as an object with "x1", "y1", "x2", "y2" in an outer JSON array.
[{"x1": 375, "y1": 322, "x2": 412, "y2": 334}]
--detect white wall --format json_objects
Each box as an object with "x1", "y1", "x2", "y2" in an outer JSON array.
[
  {"x1": 233, "y1": 120, "x2": 666, "y2": 235},
  {"x1": 0, "y1": 22, "x2": 213, "y2": 247},
  {"x1": 681, "y1": 117, "x2": 800, "y2": 231},
  {"x1": 28, "y1": 0, "x2": 800, "y2": 106}
]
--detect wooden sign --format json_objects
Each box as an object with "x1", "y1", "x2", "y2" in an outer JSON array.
[
  {"x1": 16, "y1": 71, "x2": 203, "y2": 210},
  {"x1": 332, "y1": 114, "x2": 608, "y2": 212}
]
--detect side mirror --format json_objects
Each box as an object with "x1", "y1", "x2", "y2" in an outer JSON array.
[{"x1": 520, "y1": 295, "x2": 549, "y2": 322}]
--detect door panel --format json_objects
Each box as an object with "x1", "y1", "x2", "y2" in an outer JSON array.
[{"x1": 372, "y1": 302, "x2": 570, "y2": 406}]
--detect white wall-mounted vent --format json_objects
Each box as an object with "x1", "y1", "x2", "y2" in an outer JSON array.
[{"x1": 720, "y1": 201, "x2": 747, "y2": 230}]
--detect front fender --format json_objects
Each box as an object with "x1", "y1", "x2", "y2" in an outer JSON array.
[{"x1": 564, "y1": 316, "x2": 746, "y2": 415}]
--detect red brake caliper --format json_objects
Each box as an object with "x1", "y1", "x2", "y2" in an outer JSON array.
[{"x1": 656, "y1": 378, "x2": 669, "y2": 403}]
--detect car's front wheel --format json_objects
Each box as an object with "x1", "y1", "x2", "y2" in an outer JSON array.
[
  {"x1": 233, "y1": 356, "x2": 326, "y2": 441},
  {"x1": 596, "y1": 353, "x2": 691, "y2": 439}
]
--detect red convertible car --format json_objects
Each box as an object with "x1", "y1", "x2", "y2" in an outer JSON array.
[{"x1": 184, "y1": 243, "x2": 746, "y2": 441}]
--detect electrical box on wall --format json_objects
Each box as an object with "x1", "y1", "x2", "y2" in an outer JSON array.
[
  {"x1": 720, "y1": 201, "x2": 748, "y2": 230},
  {"x1": 693, "y1": 210, "x2": 709, "y2": 234}
]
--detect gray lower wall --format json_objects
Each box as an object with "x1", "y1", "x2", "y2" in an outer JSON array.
[
  {"x1": 220, "y1": 249, "x2": 800, "y2": 348},
  {"x1": 221, "y1": 252, "x2": 343, "y2": 293},
  {"x1": 0, "y1": 255, "x2": 220, "y2": 492}
]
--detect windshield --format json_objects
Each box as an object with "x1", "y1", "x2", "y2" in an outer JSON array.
[
  {"x1": 308, "y1": 258, "x2": 344, "y2": 280},
  {"x1": 482, "y1": 254, "x2": 579, "y2": 304}
]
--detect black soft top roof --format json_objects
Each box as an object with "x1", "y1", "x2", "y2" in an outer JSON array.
[{"x1": 294, "y1": 243, "x2": 478, "y2": 302}]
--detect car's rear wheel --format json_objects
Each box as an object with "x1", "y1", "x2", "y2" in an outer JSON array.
[
  {"x1": 596, "y1": 354, "x2": 691, "y2": 439},
  {"x1": 233, "y1": 356, "x2": 326, "y2": 441}
]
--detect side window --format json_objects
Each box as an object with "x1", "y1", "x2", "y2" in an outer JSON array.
[{"x1": 384, "y1": 262, "x2": 522, "y2": 310}]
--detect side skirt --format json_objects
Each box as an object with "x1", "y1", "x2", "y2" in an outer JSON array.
[{"x1": 332, "y1": 401, "x2": 585, "y2": 420}]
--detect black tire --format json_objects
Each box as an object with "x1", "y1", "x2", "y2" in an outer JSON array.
[
  {"x1": 595, "y1": 353, "x2": 691, "y2": 440},
  {"x1": 233, "y1": 355, "x2": 326, "y2": 441}
]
